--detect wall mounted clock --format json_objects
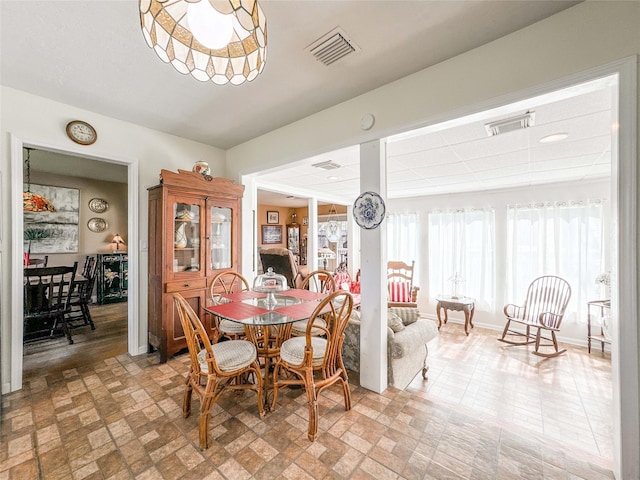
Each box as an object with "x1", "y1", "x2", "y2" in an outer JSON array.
[
  {"x1": 66, "y1": 120, "x2": 97, "y2": 145},
  {"x1": 353, "y1": 191, "x2": 386, "y2": 229}
]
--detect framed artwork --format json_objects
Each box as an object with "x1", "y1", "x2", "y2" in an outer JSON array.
[
  {"x1": 262, "y1": 225, "x2": 282, "y2": 244},
  {"x1": 267, "y1": 211, "x2": 279, "y2": 224},
  {"x1": 302, "y1": 216, "x2": 309, "y2": 226},
  {"x1": 24, "y1": 183, "x2": 80, "y2": 253}
]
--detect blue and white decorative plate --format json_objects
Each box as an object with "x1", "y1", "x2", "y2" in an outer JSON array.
[{"x1": 353, "y1": 191, "x2": 386, "y2": 230}]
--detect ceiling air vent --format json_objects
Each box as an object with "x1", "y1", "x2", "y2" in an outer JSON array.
[
  {"x1": 312, "y1": 160, "x2": 341, "y2": 170},
  {"x1": 305, "y1": 27, "x2": 361, "y2": 66},
  {"x1": 485, "y1": 111, "x2": 536, "y2": 136}
]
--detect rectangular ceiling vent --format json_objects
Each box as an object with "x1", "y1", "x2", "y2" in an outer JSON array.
[
  {"x1": 305, "y1": 27, "x2": 361, "y2": 66},
  {"x1": 485, "y1": 111, "x2": 536, "y2": 137},
  {"x1": 312, "y1": 160, "x2": 341, "y2": 170}
]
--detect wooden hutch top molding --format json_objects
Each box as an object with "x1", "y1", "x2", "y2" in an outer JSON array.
[{"x1": 158, "y1": 169, "x2": 245, "y2": 197}]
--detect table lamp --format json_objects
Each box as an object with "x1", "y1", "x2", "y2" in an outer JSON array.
[{"x1": 110, "y1": 233, "x2": 125, "y2": 252}]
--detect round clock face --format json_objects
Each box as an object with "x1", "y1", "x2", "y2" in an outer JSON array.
[{"x1": 66, "y1": 120, "x2": 97, "y2": 145}]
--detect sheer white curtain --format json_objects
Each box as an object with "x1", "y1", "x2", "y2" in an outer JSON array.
[
  {"x1": 506, "y1": 200, "x2": 605, "y2": 323},
  {"x1": 428, "y1": 209, "x2": 495, "y2": 309},
  {"x1": 387, "y1": 213, "x2": 419, "y2": 284}
]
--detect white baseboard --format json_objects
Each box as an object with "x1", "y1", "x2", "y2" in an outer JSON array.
[{"x1": 2, "y1": 382, "x2": 11, "y2": 395}]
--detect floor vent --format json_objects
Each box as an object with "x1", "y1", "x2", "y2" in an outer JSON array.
[
  {"x1": 485, "y1": 111, "x2": 536, "y2": 136},
  {"x1": 305, "y1": 27, "x2": 361, "y2": 66},
  {"x1": 312, "y1": 160, "x2": 341, "y2": 170}
]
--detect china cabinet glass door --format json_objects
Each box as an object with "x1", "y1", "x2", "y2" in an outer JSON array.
[
  {"x1": 172, "y1": 200, "x2": 202, "y2": 273},
  {"x1": 210, "y1": 206, "x2": 232, "y2": 270}
]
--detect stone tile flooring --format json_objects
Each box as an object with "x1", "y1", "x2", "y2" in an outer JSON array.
[{"x1": 2, "y1": 322, "x2": 614, "y2": 479}]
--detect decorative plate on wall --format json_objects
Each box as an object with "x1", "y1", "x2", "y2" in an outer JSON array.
[
  {"x1": 353, "y1": 191, "x2": 386, "y2": 230},
  {"x1": 88, "y1": 198, "x2": 109, "y2": 213},
  {"x1": 87, "y1": 217, "x2": 108, "y2": 232}
]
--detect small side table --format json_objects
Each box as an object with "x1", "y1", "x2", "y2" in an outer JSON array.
[
  {"x1": 587, "y1": 299, "x2": 611, "y2": 354},
  {"x1": 436, "y1": 296, "x2": 475, "y2": 335}
]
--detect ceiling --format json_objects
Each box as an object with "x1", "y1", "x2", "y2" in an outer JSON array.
[
  {"x1": 1, "y1": 1, "x2": 580, "y2": 151},
  {"x1": 5, "y1": 1, "x2": 604, "y2": 206},
  {"x1": 256, "y1": 75, "x2": 614, "y2": 207}
]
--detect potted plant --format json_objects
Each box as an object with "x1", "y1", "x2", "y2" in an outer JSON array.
[{"x1": 23, "y1": 227, "x2": 52, "y2": 264}]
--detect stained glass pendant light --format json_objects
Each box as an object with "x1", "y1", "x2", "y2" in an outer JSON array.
[
  {"x1": 139, "y1": 0, "x2": 267, "y2": 85},
  {"x1": 23, "y1": 148, "x2": 56, "y2": 213}
]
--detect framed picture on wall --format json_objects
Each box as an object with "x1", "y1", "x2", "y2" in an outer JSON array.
[
  {"x1": 267, "y1": 211, "x2": 279, "y2": 224},
  {"x1": 262, "y1": 225, "x2": 282, "y2": 244}
]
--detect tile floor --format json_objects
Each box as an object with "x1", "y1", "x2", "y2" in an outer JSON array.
[{"x1": 2, "y1": 318, "x2": 613, "y2": 479}]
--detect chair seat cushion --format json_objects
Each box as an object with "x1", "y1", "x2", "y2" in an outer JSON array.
[
  {"x1": 219, "y1": 319, "x2": 246, "y2": 335},
  {"x1": 290, "y1": 317, "x2": 327, "y2": 337},
  {"x1": 198, "y1": 340, "x2": 257, "y2": 373},
  {"x1": 280, "y1": 336, "x2": 327, "y2": 366}
]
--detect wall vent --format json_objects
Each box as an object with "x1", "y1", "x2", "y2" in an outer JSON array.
[
  {"x1": 485, "y1": 111, "x2": 536, "y2": 136},
  {"x1": 305, "y1": 27, "x2": 361, "y2": 66},
  {"x1": 312, "y1": 160, "x2": 341, "y2": 170}
]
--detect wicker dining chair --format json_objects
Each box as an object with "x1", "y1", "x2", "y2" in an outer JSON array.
[
  {"x1": 290, "y1": 269, "x2": 336, "y2": 337},
  {"x1": 271, "y1": 290, "x2": 353, "y2": 441},
  {"x1": 173, "y1": 293, "x2": 265, "y2": 450},
  {"x1": 498, "y1": 275, "x2": 572, "y2": 357},
  {"x1": 208, "y1": 270, "x2": 250, "y2": 342}
]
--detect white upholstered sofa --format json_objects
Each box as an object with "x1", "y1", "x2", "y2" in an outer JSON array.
[{"x1": 342, "y1": 307, "x2": 438, "y2": 390}]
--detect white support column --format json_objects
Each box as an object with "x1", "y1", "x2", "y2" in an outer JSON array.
[
  {"x1": 358, "y1": 139, "x2": 387, "y2": 393},
  {"x1": 346, "y1": 203, "x2": 360, "y2": 278},
  {"x1": 307, "y1": 198, "x2": 319, "y2": 272}
]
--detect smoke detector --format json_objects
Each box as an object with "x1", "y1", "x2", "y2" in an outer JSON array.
[{"x1": 485, "y1": 111, "x2": 536, "y2": 136}]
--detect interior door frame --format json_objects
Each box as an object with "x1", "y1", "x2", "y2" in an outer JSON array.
[{"x1": 9, "y1": 134, "x2": 139, "y2": 392}]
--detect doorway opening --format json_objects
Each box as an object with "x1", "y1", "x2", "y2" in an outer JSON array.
[{"x1": 9, "y1": 136, "x2": 140, "y2": 392}]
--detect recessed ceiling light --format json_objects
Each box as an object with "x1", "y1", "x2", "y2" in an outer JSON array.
[
  {"x1": 539, "y1": 132, "x2": 569, "y2": 143},
  {"x1": 328, "y1": 175, "x2": 340, "y2": 180}
]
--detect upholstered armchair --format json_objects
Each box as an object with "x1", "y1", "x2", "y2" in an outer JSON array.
[{"x1": 259, "y1": 247, "x2": 307, "y2": 289}]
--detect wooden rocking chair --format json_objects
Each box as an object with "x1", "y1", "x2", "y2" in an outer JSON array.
[{"x1": 498, "y1": 275, "x2": 571, "y2": 357}]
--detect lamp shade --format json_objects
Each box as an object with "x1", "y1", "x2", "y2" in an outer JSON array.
[
  {"x1": 110, "y1": 234, "x2": 126, "y2": 251},
  {"x1": 23, "y1": 148, "x2": 56, "y2": 212},
  {"x1": 139, "y1": 0, "x2": 267, "y2": 85},
  {"x1": 23, "y1": 192, "x2": 56, "y2": 213}
]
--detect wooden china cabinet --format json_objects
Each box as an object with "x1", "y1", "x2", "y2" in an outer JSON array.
[{"x1": 147, "y1": 169, "x2": 244, "y2": 362}]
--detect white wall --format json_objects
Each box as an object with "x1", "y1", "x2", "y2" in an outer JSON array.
[
  {"x1": 388, "y1": 178, "x2": 611, "y2": 344},
  {"x1": 0, "y1": 87, "x2": 226, "y2": 392}
]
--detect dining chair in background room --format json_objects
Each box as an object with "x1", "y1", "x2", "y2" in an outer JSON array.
[
  {"x1": 173, "y1": 293, "x2": 265, "y2": 450},
  {"x1": 23, "y1": 262, "x2": 78, "y2": 344},
  {"x1": 26, "y1": 255, "x2": 49, "y2": 268},
  {"x1": 271, "y1": 290, "x2": 353, "y2": 441},
  {"x1": 209, "y1": 270, "x2": 250, "y2": 341},
  {"x1": 498, "y1": 275, "x2": 572, "y2": 357},
  {"x1": 290, "y1": 269, "x2": 337, "y2": 337},
  {"x1": 67, "y1": 255, "x2": 98, "y2": 330}
]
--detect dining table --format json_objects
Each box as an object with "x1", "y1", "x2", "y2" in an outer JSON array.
[{"x1": 204, "y1": 288, "x2": 356, "y2": 410}]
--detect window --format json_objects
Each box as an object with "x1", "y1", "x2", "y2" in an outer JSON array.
[
  {"x1": 387, "y1": 212, "x2": 419, "y2": 279},
  {"x1": 428, "y1": 209, "x2": 495, "y2": 309},
  {"x1": 506, "y1": 200, "x2": 605, "y2": 322}
]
